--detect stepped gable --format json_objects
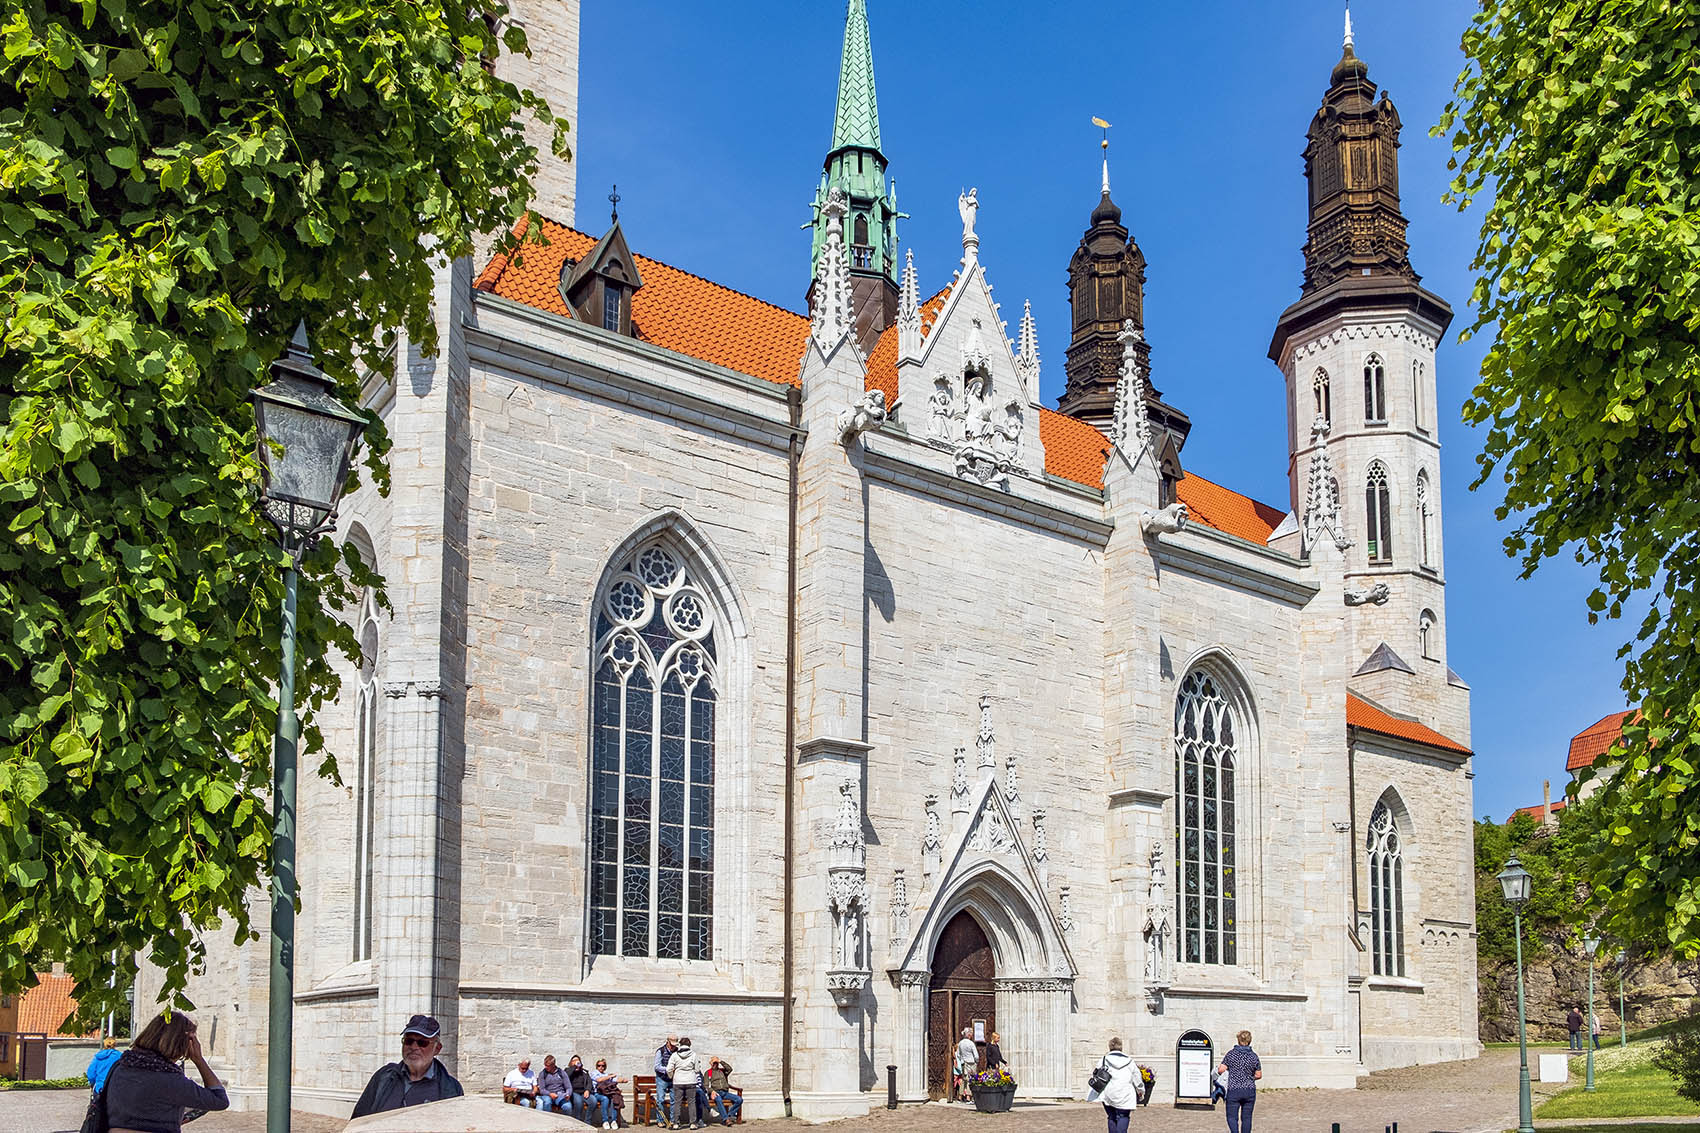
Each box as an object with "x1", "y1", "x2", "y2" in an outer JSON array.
[
  {"x1": 1174, "y1": 471, "x2": 1286, "y2": 544},
  {"x1": 1347, "y1": 692, "x2": 1470, "y2": 755},
  {"x1": 476, "y1": 217, "x2": 811, "y2": 388},
  {"x1": 477, "y1": 223, "x2": 1285, "y2": 525}
]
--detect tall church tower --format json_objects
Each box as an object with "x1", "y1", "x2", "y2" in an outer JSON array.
[
  {"x1": 1269, "y1": 14, "x2": 1459, "y2": 725},
  {"x1": 1058, "y1": 158, "x2": 1190, "y2": 446},
  {"x1": 807, "y1": 0, "x2": 900, "y2": 355}
]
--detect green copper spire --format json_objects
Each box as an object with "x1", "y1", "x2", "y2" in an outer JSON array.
[
  {"x1": 831, "y1": 0, "x2": 882, "y2": 154},
  {"x1": 809, "y1": 0, "x2": 901, "y2": 301}
]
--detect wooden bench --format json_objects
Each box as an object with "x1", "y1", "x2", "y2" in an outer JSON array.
[{"x1": 631, "y1": 1076, "x2": 744, "y2": 1126}]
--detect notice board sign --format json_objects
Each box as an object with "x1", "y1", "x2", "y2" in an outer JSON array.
[{"x1": 1175, "y1": 1029, "x2": 1215, "y2": 1104}]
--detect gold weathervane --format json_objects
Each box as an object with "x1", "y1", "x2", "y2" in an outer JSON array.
[{"x1": 1092, "y1": 116, "x2": 1112, "y2": 150}]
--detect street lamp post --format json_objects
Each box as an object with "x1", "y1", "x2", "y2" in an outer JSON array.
[
  {"x1": 252, "y1": 323, "x2": 368, "y2": 1133},
  {"x1": 1497, "y1": 856, "x2": 1535, "y2": 1133},
  {"x1": 1583, "y1": 932, "x2": 1601, "y2": 1091},
  {"x1": 1616, "y1": 949, "x2": 1629, "y2": 1047}
]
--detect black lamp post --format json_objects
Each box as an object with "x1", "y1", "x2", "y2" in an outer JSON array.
[
  {"x1": 1496, "y1": 856, "x2": 1535, "y2": 1133},
  {"x1": 252, "y1": 323, "x2": 367, "y2": 1133},
  {"x1": 1583, "y1": 931, "x2": 1601, "y2": 1091}
]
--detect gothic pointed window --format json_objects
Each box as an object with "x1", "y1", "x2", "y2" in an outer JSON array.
[
  {"x1": 1412, "y1": 359, "x2": 1427, "y2": 432},
  {"x1": 589, "y1": 540, "x2": 719, "y2": 961},
  {"x1": 1416, "y1": 470, "x2": 1433, "y2": 567},
  {"x1": 1313, "y1": 367, "x2": 1332, "y2": 424},
  {"x1": 351, "y1": 587, "x2": 380, "y2": 963},
  {"x1": 1367, "y1": 801, "x2": 1406, "y2": 977},
  {"x1": 1365, "y1": 461, "x2": 1393, "y2": 563},
  {"x1": 1364, "y1": 354, "x2": 1387, "y2": 424},
  {"x1": 1420, "y1": 609, "x2": 1437, "y2": 661},
  {"x1": 1175, "y1": 670, "x2": 1237, "y2": 966}
]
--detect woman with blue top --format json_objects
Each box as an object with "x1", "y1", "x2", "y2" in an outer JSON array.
[{"x1": 1216, "y1": 1029, "x2": 1262, "y2": 1133}]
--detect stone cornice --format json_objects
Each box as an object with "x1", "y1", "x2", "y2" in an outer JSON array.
[{"x1": 1154, "y1": 528, "x2": 1320, "y2": 608}]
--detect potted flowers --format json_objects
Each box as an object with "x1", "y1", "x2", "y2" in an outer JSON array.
[{"x1": 969, "y1": 1065, "x2": 1017, "y2": 1113}]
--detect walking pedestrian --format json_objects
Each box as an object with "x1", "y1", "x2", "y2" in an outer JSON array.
[
  {"x1": 101, "y1": 1010, "x2": 229, "y2": 1133},
  {"x1": 954, "y1": 1028, "x2": 978, "y2": 1102},
  {"x1": 1217, "y1": 1030, "x2": 1262, "y2": 1133},
  {"x1": 1086, "y1": 1036, "x2": 1140, "y2": 1133},
  {"x1": 652, "y1": 1035, "x2": 678, "y2": 1126},
  {"x1": 1566, "y1": 1005, "x2": 1584, "y2": 1051},
  {"x1": 1591, "y1": 1011, "x2": 1601, "y2": 1050}
]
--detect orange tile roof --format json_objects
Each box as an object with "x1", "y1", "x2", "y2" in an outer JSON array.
[
  {"x1": 475, "y1": 217, "x2": 810, "y2": 388},
  {"x1": 1510, "y1": 800, "x2": 1567, "y2": 823},
  {"x1": 474, "y1": 222, "x2": 1291, "y2": 510},
  {"x1": 16, "y1": 973, "x2": 91, "y2": 1038},
  {"x1": 1346, "y1": 692, "x2": 1471, "y2": 756},
  {"x1": 1567, "y1": 709, "x2": 1636, "y2": 772},
  {"x1": 1175, "y1": 472, "x2": 1286, "y2": 545}
]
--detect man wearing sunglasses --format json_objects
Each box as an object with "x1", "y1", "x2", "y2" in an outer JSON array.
[{"x1": 351, "y1": 1014, "x2": 466, "y2": 1117}]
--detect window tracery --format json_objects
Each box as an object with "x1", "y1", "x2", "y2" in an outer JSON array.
[
  {"x1": 1364, "y1": 354, "x2": 1387, "y2": 423},
  {"x1": 1367, "y1": 801, "x2": 1406, "y2": 977},
  {"x1": 589, "y1": 540, "x2": 718, "y2": 961},
  {"x1": 1175, "y1": 670, "x2": 1237, "y2": 966},
  {"x1": 1366, "y1": 460, "x2": 1393, "y2": 563},
  {"x1": 1416, "y1": 470, "x2": 1432, "y2": 567},
  {"x1": 1313, "y1": 367, "x2": 1332, "y2": 424}
]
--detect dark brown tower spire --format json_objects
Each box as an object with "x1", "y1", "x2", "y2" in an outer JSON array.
[
  {"x1": 1299, "y1": 25, "x2": 1418, "y2": 293},
  {"x1": 1058, "y1": 158, "x2": 1190, "y2": 444}
]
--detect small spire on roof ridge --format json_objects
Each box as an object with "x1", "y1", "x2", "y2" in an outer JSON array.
[
  {"x1": 897, "y1": 249, "x2": 921, "y2": 362},
  {"x1": 1343, "y1": 6, "x2": 1354, "y2": 51},
  {"x1": 608, "y1": 183, "x2": 620, "y2": 226},
  {"x1": 1016, "y1": 300, "x2": 1039, "y2": 382}
]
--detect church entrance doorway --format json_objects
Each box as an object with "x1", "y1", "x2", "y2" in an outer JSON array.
[{"x1": 926, "y1": 909, "x2": 995, "y2": 1099}]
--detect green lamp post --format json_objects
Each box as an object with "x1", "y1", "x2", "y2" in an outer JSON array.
[
  {"x1": 1583, "y1": 931, "x2": 1601, "y2": 1091},
  {"x1": 1616, "y1": 948, "x2": 1629, "y2": 1047},
  {"x1": 252, "y1": 323, "x2": 368, "y2": 1133},
  {"x1": 1497, "y1": 856, "x2": 1536, "y2": 1133}
]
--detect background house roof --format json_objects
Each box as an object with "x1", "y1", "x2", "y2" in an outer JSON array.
[
  {"x1": 15, "y1": 973, "x2": 90, "y2": 1038},
  {"x1": 1566, "y1": 709, "x2": 1635, "y2": 773}
]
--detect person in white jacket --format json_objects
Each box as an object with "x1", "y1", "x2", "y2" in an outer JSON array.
[
  {"x1": 664, "y1": 1037, "x2": 704, "y2": 1129},
  {"x1": 1087, "y1": 1037, "x2": 1141, "y2": 1133}
]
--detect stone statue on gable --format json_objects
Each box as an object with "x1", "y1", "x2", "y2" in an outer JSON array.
[
  {"x1": 958, "y1": 187, "x2": 979, "y2": 241},
  {"x1": 928, "y1": 376, "x2": 956, "y2": 442}
]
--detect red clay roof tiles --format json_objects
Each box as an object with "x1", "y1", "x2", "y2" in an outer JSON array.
[
  {"x1": 16, "y1": 973, "x2": 90, "y2": 1038},
  {"x1": 1175, "y1": 472, "x2": 1287, "y2": 545},
  {"x1": 1347, "y1": 693, "x2": 1471, "y2": 756},
  {"x1": 1566, "y1": 709, "x2": 1635, "y2": 772}
]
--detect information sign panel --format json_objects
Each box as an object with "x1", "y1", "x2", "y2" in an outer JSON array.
[{"x1": 1175, "y1": 1029, "x2": 1215, "y2": 1103}]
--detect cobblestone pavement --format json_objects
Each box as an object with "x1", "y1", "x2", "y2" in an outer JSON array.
[{"x1": 0, "y1": 1049, "x2": 1608, "y2": 1133}]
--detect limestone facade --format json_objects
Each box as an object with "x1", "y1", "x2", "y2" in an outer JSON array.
[{"x1": 144, "y1": 4, "x2": 1481, "y2": 1120}]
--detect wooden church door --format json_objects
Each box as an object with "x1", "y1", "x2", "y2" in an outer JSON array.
[{"x1": 926, "y1": 909, "x2": 996, "y2": 1098}]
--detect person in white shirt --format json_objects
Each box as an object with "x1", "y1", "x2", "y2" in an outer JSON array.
[
  {"x1": 954, "y1": 1028, "x2": 979, "y2": 1101},
  {"x1": 664, "y1": 1037, "x2": 704, "y2": 1129},
  {"x1": 1087, "y1": 1037, "x2": 1141, "y2": 1133},
  {"x1": 503, "y1": 1058, "x2": 540, "y2": 1108}
]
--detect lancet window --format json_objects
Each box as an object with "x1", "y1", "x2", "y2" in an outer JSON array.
[
  {"x1": 1416, "y1": 470, "x2": 1433, "y2": 567},
  {"x1": 1175, "y1": 670, "x2": 1238, "y2": 966},
  {"x1": 1364, "y1": 354, "x2": 1387, "y2": 423},
  {"x1": 1412, "y1": 359, "x2": 1427, "y2": 431},
  {"x1": 1313, "y1": 367, "x2": 1332, "y2": 424},
  {"x1": 352, "y1": 588, "x2": 380, "y2": 963},
  {"x1": 1366, "y1": 461, "x2": 1393, "y2": 563},
  {"x1": 1420, "y1": 609, "x2": 1436, "y2": 661},
  {"x1": 589, "y1": 540, "x2": 718, "y2": 961},
  {"x1": 1367, "y1": 801, "x2": 1406, "y2": 977}
]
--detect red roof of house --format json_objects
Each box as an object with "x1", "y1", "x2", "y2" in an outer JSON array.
[
  {"x1": 16, "y1": 973, "x2": 91, "y2": 1038},
  {"x1": 1567, "y1": 709, "x2": 1636, "y2": 772},
  {"x1": 1510, "y1": 800, "x2": 1568, "y2": 823},
  {"x1": 476, "y1": 219, "x2": 1287, "y2": 523},
  {"x1": 1347, "y1": 693, "x2": 1471, "y2": 755}
]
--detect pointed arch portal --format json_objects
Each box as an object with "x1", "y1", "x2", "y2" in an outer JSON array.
[{"x1": 927, "y1": 910, "x2": 996, "y2": 1098}]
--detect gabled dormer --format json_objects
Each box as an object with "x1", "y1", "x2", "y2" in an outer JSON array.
[{"x1": 560, "y1": 218, "x2": 643, "y2": 336}]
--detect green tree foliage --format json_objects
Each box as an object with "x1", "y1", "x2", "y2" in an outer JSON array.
[
  {"x1": 1475, "y1": 802, "x2": 1609, "y2": 966},
  {"x1": 1439, "y1": 2, "x2": 1700, "y2": 954},
  {"x1": 1654, "y1": 1011, "x2": 1700, "y2": 1103},
  {"x1": 0, "y1": 0, "x2": 566, "y2": 1024}
]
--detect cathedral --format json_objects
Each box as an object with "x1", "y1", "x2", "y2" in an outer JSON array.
[{"x1": 147, "y1": 1, "x2": 1481, "y2": 1118}]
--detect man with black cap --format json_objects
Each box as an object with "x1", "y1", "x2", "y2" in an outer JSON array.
[{"x1": 351, "y1": 1014, "x2": 465, "y2": 1117}]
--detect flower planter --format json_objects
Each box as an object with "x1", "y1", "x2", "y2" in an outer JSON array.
[{"x1": 970, "y1": 1084, "x2": 1016, "y2": 1113}]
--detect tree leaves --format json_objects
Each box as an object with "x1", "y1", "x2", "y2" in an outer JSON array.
[
  {"x1": 0, "y1": 0, "x2": 564, "y2": 1024},
  {"x1": 1440, "y1": 0, "x2": 1700, "y2": 957}
]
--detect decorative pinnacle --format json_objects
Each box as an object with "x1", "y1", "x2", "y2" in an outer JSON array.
[
  {"x1": 897, "y1": 249, "x2": 921, "y2": 362},
  {"x1": 1016, "y1": 300, "x2": 1039, "y2": 380}
]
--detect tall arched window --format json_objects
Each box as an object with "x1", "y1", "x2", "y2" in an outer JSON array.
[
  {"x1": 1175, "y1": 670, "x2": 1238, "y2": 966},
  {"x1": 1364, "y1": 354, "x2": 1387, "y2": 423},
  {"x1": 1412, "y1": 359, "x2": 1427, "y2": 431},
  {"x1": 1313, "y1": 367, "x2": 1332, "y2": 424},
  {"x1": 1367, "y1": 801, "x2": 1406, "y2": 977},
  {"x1": 1419, "y1": 609, "x2": 1436, "y2": 660},
  {"x1": 589, "y1": 540, "x2": 719, "y2": 961},
  {"x1": 1415, "y1": 470, "x2": 1433, "y2": 567},
  {"x1": 352, "y1": 587, "x2": 380, "y2": 962},
  {"x1": 1365, "y1": 461, "x2": 1393, "y2": 563}
]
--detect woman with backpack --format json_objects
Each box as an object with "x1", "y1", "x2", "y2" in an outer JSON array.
[{"x1": 1086, "y1": 1036, "x2": 1141, "y2": 1133}]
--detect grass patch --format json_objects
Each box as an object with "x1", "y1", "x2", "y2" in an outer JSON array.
[
  {"x1": 0, "y1": 1077, "x2": 87, "y2": 1090},
  {"x1": 1517, "y1": 1125, "x2": 1700, "y2": 1132},
  {"x1": 1536, "y1": 1059, "x2": 1700, "y2": 1119}
]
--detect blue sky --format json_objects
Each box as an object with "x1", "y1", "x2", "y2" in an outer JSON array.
[{"x1": 568, "y1": 1, "x2": 1630, "y2": 823}]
